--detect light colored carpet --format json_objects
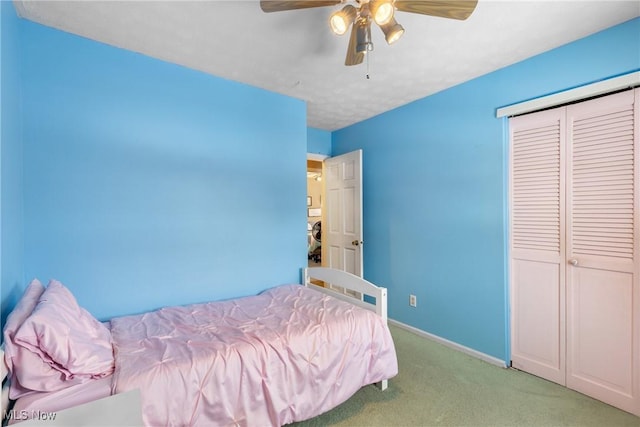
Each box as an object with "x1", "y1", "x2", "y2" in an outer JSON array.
[{"x1": 293, "y1": 325, "x2": 640, "y2": 426}]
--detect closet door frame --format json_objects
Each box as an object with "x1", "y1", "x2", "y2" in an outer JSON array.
[{"x1": 508, "y1": 88, "x2": 640, "y2": 417}]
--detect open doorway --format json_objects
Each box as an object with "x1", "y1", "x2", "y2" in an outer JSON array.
[
  {"x1": 306, "y1": 150, "x2": 363, "y2": 286},
  {"x1": 307, "y1": 159, "x2": 323, "y2": 267}
]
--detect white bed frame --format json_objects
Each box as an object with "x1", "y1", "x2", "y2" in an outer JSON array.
[
  {"x1": 302, "y1": 267, "x2": 390, "y2": 390},
  {"x1": 1, "y1": 347, "x2": 9, "y2": 414}
]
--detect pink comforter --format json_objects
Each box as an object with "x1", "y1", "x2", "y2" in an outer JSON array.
[{"x1": 110, "y1": 284, "x2": 398, "y2": 426}]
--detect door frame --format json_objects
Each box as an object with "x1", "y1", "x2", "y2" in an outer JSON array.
[
  {"x1": 306, "y1": 151, "x2": 364, "y2": 278},
  {"x1": 501, "y1": 73, "x2": 640, "y2": 367},
  {"x1": 307, "y1": 153, "x2": 328, "y2": 266},
  {"x1": 505, "y1": 88, "x2": 640, "y2": 416},
  {"x1": 307, "y1": 154, "x2": 329, "y2": 162}
]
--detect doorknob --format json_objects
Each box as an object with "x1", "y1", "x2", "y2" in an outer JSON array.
[
  {"x1": 568, "y1": 259, "x2": 578, "y2": 266},
  {"x1": 351, "y1": 240, "x2": 362, "y2": 246}
]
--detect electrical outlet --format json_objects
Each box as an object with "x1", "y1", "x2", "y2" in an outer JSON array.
[{"x1": 409, "y1": 294, "x2": 417, "y2": 307}]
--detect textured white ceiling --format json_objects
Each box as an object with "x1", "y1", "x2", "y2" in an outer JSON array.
[{"x1": 14, "y1": 1, "x2": 640, "y2": 130}]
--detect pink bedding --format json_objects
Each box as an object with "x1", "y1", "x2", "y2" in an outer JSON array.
[
  {"x1": 4, "y1": 279, "x2": 114, "y2": 400},
  {"x1": 110, "y1": 284, "x2": 398, "y2": 426}
]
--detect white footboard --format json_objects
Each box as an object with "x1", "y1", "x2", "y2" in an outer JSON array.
[{"x1": 302, "y1": 267, "x2": 389, "y2": 391}]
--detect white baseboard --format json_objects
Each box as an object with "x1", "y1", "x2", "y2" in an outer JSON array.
[{"x1": 388, "y1": 318, "x2": 508, "y2": 368}]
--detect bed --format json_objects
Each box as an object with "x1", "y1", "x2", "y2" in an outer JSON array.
[{"x1": 2, "y1": 267, "x2": 398, "y2": 426}]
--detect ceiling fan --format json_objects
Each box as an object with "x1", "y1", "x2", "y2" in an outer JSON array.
[{"x1": 260, "y1": 1, "x2": 478, "y2": 66}]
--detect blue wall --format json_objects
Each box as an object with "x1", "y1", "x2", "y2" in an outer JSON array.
[
  {"x1": 0, "y1": 1, "x2": 25, "y2": 331},
  {"x1": 307, "y1": 127, "x2": 332, "y2": 156},
  {"x1": 3, "y1": 5, "x2": 639, "y2": 362},
  {"x1": 332, "y1": 18, "x2": 640, "y2": 361},
  {"x1": 16, "y1": 19, "x2": 308, "y2": 320}
]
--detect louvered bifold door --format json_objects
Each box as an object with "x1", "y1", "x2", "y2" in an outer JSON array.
[
  {"x1": 566, "y1": 89, "x2": 639, "y2": 416},
  {"x1": 510, "y1": 107, "x2": 566, "y2": 385}
]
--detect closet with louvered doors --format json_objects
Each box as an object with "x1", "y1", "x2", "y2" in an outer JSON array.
[{"x1": 510, "y1": 88, "x2": 639, "y2": 416}]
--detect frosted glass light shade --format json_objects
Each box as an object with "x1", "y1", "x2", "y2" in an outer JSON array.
[{"x1": 329, "y1": 5, "x2": 357, "y2": 35}]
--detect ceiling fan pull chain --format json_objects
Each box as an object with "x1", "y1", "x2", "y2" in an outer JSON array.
[
  {"x1": 366, "y1": 53, "x2": 370, "y2": 79},
  {"x1": 366, "y1": 21, "x2": 372, "y2": 79},
  {"x1": 365, "y1": 23, "x2": 372, "y2": 80}
]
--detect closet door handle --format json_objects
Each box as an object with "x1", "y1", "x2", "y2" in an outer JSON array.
[{"x1": 568, "y1": 259, "x2": 578, "y2": 266}]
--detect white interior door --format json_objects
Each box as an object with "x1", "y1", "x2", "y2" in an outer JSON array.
[
  {"x1": 510, "y1": 108, "x2": 567, "y2": 385},
  {"x1": 323, "y1": 149, "x2": 363, "y2": 278},
  {"x1": 565, "y1": 89, "x2": 639, "y2": 416}
]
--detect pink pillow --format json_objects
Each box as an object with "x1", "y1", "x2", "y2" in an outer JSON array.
[
  {"x1": 12, "y1": 280, "x2": 114, "y2": 394},
  {"x1": 3, "y1": 279, "x2": 45, "y2": 362},
  {"x1": 2, "y1": 279, "x2": 57, "y2": 398}
]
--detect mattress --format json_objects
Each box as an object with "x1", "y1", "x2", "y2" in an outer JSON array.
[{"x1": 8, "y1": 376, "x2": 112, "y2": 425}]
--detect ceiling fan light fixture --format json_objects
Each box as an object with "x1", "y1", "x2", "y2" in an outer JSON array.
[
  {"x1": 370, "y1": 0, "x2": 395, "y2": 26},
  {"x1": 329, "y1": 4, "x2": 357, "y2": 35},
  {"x1": 259, "y1": 0, "x2": 478, "y2": 67},
  {"x1": 381, "y1": 17, "x2": 404, "y2": 44}
]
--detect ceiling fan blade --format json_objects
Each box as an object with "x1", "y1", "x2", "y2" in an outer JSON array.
[
  {"x1": 394, "y1": 1, "x2": 478, "y2": 20},
  {"x1": 345, "y1": 23, "x2": 365, "y2": 66},
  {"x1": 260, "y1": 0, "x2": 342, "y2": 13}
]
